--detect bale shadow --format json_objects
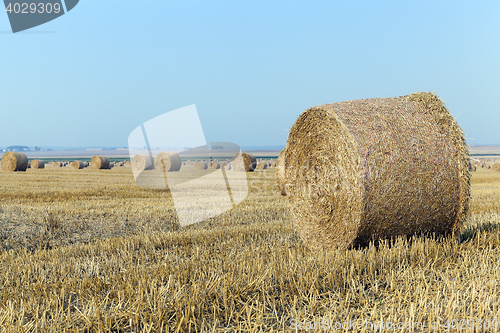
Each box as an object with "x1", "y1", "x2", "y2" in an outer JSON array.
[
  {"x1": 350, "y1": 221, "x2": 500, "y2": 251},
  {"x1": 458, "y1": 221, "x2": 500, "y2": 243}
]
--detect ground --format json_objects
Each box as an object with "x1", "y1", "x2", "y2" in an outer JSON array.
[{"x1": 0, "y1": 164, "x2": 499, "y2": 332}]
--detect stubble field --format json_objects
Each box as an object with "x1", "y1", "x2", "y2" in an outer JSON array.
[{"x1": 0, "y1": 165, "x2": 500, "y2": 332}]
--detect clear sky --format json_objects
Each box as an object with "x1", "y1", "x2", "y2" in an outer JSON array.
[{"x1": 1, "y1": 0, "x2": 499, "y2": 148}]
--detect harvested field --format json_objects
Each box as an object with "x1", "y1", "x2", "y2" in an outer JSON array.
[{"x1": 0, "y1": 157, "x2": 500, "y2": 331}]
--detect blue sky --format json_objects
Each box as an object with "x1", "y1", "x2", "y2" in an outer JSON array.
[{"x1": 1, "y1": 0, "x2": 499, "y2": 148}]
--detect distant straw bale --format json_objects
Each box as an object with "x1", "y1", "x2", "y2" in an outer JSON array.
[
  {"x1": 257, "y1": 162, "x2": 267, "y2": 170},
  {"x1": 91, "y1": 156, "x2": 110, "y2": 170},
  {"x1": 492, "y1": 163, "x2": 500, "y2": 172},
  {"x1": 154, "y1": 152, "x2": 181, "y2": 172},
  {"x1": 195, "y1": 161, "x2": 208, "y2": 170},
  {"x1": 71, "y1": 161, "x2": 85, "y2": 169},
  {"x1": 231, "y1": 153, "x2": 256, "y2": 172},
  {"x1": 284, "y1": 92, "x2": 470, "y2": 251},
  {"x1": 211, "y1": 161, "x2": 221, "y2": 170},
  {"x1": 276, "y1": 150, "x2": 287, "y2": 196},
  {"x1": 1, "y1": 152, "x2": 28, "y2": 172},
  {"x1": 31, "y1": 159, "x2": 45, "y2": 169},
  {"x1": 131, "y1": 155, "x2": 154, "y2": 172}
]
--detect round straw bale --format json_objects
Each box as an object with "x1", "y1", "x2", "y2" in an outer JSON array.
[
  {"x1": 131, "y1": 155, "x2": 154, "y2": 172},
  {"x1": 31, "y1": 159, "x2": 45, "y2": 169},
  {"x1": 284, "y1": 92, "x2": 471, "y2": 251},
  {"x1": 257, "y1": 162, "x2": 267, "y2": 170},
  {"x1": 195, "y1": 161, "x2": 208, "y2": 170},
  {"x1": 91, "y1": 156, "x2": 110, "y2": 170},
  {"x1": 231, "y1": 153, "x2": 256, "y2": 172},
  {"x1": 276, "y1": 150, "x2": 287, "y2": 196},
  {"x1": 211, "y1": 161, "x2": 221, "y2": 170},
  {"x1": 1, "y1": 152, "x2": 28, "y2": 172},
  {"x1": 71, "y1": 160, "x2": 85, "y2": 169},
  {"x1": 154, "y1": 152, "x2": 181, "y2": 172},
  {"x1": 492, "y1": 163, "x2": 500, "y2": 172}
]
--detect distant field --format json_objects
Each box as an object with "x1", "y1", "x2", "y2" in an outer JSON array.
[
  {"x1": 469, "y1": 145, "x2": 500, "y2": 157},
  {"x1": 0, "y1": 149, "x2": 282, "y2": 161},
  {"x1": 0, "y1": 165, "x2": 500, "y2": 331}
]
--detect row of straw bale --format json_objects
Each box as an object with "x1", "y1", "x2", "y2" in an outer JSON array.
[
  {"x1": 0, "y1": 153, "x2": 131, "y2": 172},
  {"x1": 131, "y1": 152, "x2": 182, "y2": 173}
]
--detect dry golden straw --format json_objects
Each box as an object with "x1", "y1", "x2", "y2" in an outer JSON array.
[
  {"x1": 276, "y1": 150, "x2": 287, "y2": 196},
  {"x1": 284, "y1": 92, "x2": 471, "y2": 251},
  {"x1": 154, "y1": 152, "x2": 181, "y2": 172},
  {"x1": 91, "y1": 156, "x2": 110, "y2": 170},
  {"x1": 31, "y1": 159, "x2": 45, "y2": 169},
  {"x1": 1, "y1": 152, "x2": 28, "y2": 172}
]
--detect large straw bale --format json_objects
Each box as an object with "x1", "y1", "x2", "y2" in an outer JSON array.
[
  {"x1": 71, "y1": 160, "x2": 85, "y2": 169},
  {"x1": 276, "y1": 150, "x2": 287, "y2": 196},
  {"x1": 31, "y1": 159, "x2": 45, "y2": 169},
  {"x1": 91, "y1": 156, "x2": 110, "y2": 170},
  {"x1": 492, "y1": 163, "x2": 500, "y2": 172},
  {"x1": 284, "y1": 92, "x2": 471, "y2": 251},
  {"x1": 1, "y1": 152, "x2": 28, "y2": 172},
  {"x1": 154, "y1": 152, "x2": 181, "y2": 172},
  {"x1": 231, "y1": 153, "x2": 256, "y2": 172}
]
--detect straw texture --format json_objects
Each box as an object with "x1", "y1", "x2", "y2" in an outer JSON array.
[
  {"x1": 284, "y1": 92, "x2": 471, "y2": 251},
  {"x1": 276, "y1": 150, "x2": 287, "y2": 196},
  {"x1": 1, "y1": 152, "x2": 28, "y2": 172}
]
